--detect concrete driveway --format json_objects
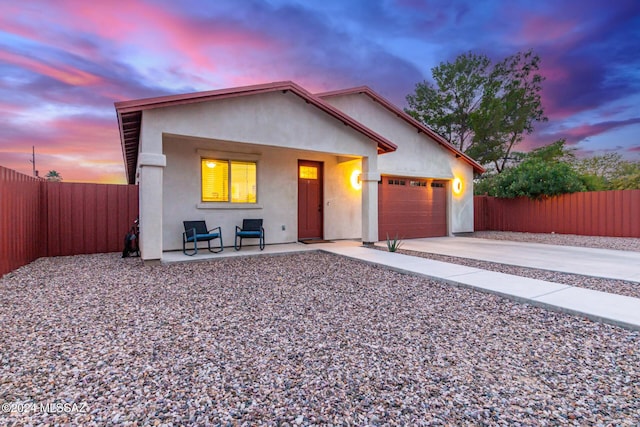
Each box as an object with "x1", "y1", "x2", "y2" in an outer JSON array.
[{"x1": 398, "y1": 237, "x2": 640, "y2": 283}]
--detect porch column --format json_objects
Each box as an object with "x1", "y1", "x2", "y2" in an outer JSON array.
[
  {"x1": 138, "y1": 153, "x2": 166, "y2": 262},
  {"x1": 361, "y1": 156, "x2": 380, "y2": 244}
]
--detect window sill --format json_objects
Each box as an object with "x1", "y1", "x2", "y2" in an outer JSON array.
[{"x1": 197, "y1": 203, "x2": 263, "y2": 210}]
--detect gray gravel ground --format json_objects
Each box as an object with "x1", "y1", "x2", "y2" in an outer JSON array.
[
  {"x1": 472, "y1": 231, "x2": 640, "y2": 253},
  {"x1": 1, "y1": 251, "x2": 639, "y2": 426},
  {"x1": 389, "y1": 232, "x2": 640, "y2": 299}
]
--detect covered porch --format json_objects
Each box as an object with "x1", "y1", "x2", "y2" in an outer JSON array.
[{"x1": 115, "y1": 82, "x2": 397, "y2": 262}]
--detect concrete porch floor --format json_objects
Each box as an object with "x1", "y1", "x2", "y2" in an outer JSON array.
[{"x1": 161, "y1": 241, "x2": 345, "y2": 263}]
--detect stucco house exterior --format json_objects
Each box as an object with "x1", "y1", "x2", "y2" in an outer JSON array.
[{"x1": 115, "y1": 81, "x2": 484, "y2": 262}]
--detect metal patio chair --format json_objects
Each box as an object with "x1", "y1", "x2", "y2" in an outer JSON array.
[
  {"x1": 182, "y1": 220, "x2": 223, "y2": 255},
  {"x1": 234, "y1": 219, "x2": 265, "y2": 251}
]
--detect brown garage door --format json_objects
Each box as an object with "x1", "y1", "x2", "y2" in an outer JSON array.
[{"x1": 378, "y1": 177, "x2": 447, "y2": 240}]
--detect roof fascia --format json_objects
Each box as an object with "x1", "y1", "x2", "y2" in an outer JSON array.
[
  {"x1": 317, "y1": 87, "x2": 486, "y2": 173},
  {"x1": 115, "y1": 81, "x2": 400, "y2": 183}
]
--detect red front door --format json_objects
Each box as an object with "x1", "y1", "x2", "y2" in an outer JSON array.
[{"x1": 298, "y1": 160, "x2": 323, "y2": 240}]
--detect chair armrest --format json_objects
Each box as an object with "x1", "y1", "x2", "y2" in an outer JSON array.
[
  {"x1": 235, "y1": 225, "x2": 242, "y2": 233},
  {"x1": 208, "y1": 226, "x2": 222, "y2": 235},
  {"x1": 183, "y1": 228, "x2": 196, "y2": 240}
]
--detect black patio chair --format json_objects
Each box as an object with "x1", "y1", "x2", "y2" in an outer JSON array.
[
  {"x1": 235, "y1": 219, "x2": 265, "y2": 251},
  {"x1": 182, "y1": 220, "x2": 223, "y2": 256}
]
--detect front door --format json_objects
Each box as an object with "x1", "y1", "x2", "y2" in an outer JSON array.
[{"x1": 298, "y1": 160, "x2": 323, "y2": 240}]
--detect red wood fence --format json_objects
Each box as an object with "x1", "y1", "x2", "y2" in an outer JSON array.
[
  {"x1": 474, "y1": 190, "x2": 640, "y2": 237},
  {"x1": 1, "y1": 166, "x2": 138, "y2": 276},
  {"x1": 0, "y1": 167, "x2": 44, "y2": 277}
]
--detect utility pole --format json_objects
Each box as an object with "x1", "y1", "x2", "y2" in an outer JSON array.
[{"x1": 29, "y1": 146, "x2": 38, "y2": 177}]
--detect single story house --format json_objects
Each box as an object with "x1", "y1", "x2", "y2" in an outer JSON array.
[{"x1": 115, "y1": 81, "x2": 484, "y2": 262}]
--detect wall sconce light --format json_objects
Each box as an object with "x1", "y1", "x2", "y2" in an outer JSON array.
[
  {"x1": 452, "y1": 177, "x2": 463, "y2": 195},
  {"x1": 205, "y1": 160, "x2": 216, "y2": 168},
  {"x1": 350, "y1": 169, "x2": 362, "y2": 190}
]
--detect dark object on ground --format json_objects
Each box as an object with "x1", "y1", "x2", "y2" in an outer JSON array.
[{"x1": 122, "y1": 218, "x2": 140, "y2": 258}]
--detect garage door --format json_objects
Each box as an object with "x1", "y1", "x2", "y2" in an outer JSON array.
[{"x1": 378, "y1": 177, "x2": 447, "y2": 240}]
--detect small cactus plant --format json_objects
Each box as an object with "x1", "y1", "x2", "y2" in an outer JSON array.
[{"x1": 386, "y1": 234, "x2": 403, "y2": 252}]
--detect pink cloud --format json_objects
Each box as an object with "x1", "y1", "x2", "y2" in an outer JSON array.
[
  {"x1": 0, "y1": 101, "x2": 26, "y2": 116},
  {"x1": 42, "y1": 0, "x2": 280, "y2": 74},
  {"x1": 0, "y1": 51, "x2": 102, "y2": 86},
  {"x1": 0, "y1": 115, "x2": 125, "y2": 183},
  {"x1": 1, "y1": 0, "x2": 281, "y2": 85},
  {"x1": 516, "y1": 14, "x2": 580, "y2": 46},
  {"x1": 0, "y1": 148, "x2": 126, "y2": 184},
  {"x1": 562, "y1": 118, "x2": 640, "y2": 143},
  {"x1": 519, "y1": 118, "x2": 640, "y2": 157}
]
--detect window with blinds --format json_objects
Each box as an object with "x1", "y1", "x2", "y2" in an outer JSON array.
[
  {"x1": 201, "y1": 159, "x2": 256, "y2": 203},
  {"x1": 230, "y1": 161, "x2": 257, "y2": 203}
]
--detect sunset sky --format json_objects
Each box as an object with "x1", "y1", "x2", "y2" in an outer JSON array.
[{"x1": 1, "y1": 0, "x2": 639, "y2": 183}]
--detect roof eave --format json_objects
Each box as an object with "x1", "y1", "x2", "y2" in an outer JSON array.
[
  {"x1": 317, "y1": 87, "x2": 486, "y2": 174},
  {"x1": 114, "y1": 82, "x2": 398, "y2": 184}
]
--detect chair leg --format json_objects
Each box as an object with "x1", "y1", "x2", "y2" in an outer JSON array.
[
  {"x1": 207, "y1": 236, "x2": 224, "y2": 253},
  {"x1": 183, "y1": 239, "x2": 196, "y2": 256},
  {"x1": 234, "y1": 234, "x2": 242, "y2": 251},
  {"x1": 260, "y1": 233, "x2": 265, "y2": 250}
]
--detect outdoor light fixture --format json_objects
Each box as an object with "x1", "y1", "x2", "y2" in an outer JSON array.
[
  {"x1": 453, "y1": 177, "x2": 463, "y2": 195},
  {"x1": 351, "y1": 169, "x2": 362, "y2": 190}
]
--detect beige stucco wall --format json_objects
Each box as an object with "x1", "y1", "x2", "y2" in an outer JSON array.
[
  {"x1": 137, "y1": 91, "x2": 379, "y2": 256},
  {"x1": 139, "y1": 91, "x2": 376, "y2": 157},
  {"x1": 162, "y1": 137, "x2": 364, "y2": 250},
  {"x1": 322, "y1": 94, "x2": 476, "y2": 233}
]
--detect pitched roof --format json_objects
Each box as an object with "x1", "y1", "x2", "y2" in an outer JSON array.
[
  {"x1": 115, "y1": 81, "x2": 397, "y2": 184},
  {"x1": 316, "y1": 86, "x2": 485, "y2": 174}
]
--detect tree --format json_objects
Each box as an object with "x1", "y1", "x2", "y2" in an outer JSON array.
[
  {"x1": 572, "y1": 153, "x2": 640, "y2": 190},
  {"x1": 610, "y1": 161, "x2": 640, "y2": 189},
  {"x1": 406, "y1": 52, "x2": 490, "y2": 152},
  {"x1": 494, "y1": 159, "x2": 585, "y2": 199},
  {"x1": 470, "y1": 51, "x2": 547, "y2": 172},
  {"x1": 475, "y1": 140, "x2": 585, "y2": 199},
  {"x1": 45, "y1": 170, "x2": 62, "y2": 182},
  {"x1": 406, "y1": 50, "x2": 547, "y2": 172},
  {"x1": 572, "y1": 153, "x2": 623, "y2": 181}
]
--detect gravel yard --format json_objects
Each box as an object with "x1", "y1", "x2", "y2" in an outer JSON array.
[
  {"x1": 473, "y1": 231, "x2": 640, "y2": 253},
  {"x1": 1, "y1": 251, "x2": 639, "y2": 425},
  {"x1": 390, "y1": 232, "x2": 640, "y2": 299}
]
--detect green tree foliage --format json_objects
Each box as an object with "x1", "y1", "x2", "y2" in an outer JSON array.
[
  {"x1": 45, "y1": 170, "x2": 62, "y2": 182},
  {"x1": 494, "y1": 157, "x2": 585, "y2": 199},
  {"x1": 468, "y1": 51, "x2": 547, "y2": 172},
  {"x1": 406, "y1": 50, "x2": 547, "y2": 172},
  {"x1": 572, "y1": 153, "x2": 640, "y2": 190},
  {"x1": 610, "y1": 161, "x2": 640, "y2": 189},
  {"x1": 406, "y1": 52, "x2": 490, "y2": 152},
  {"x1": 475, "y1": 140, "x2": 586, "y2": 199}
]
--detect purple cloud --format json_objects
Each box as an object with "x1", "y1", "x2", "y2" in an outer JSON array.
[{"x1": 0, "y1": 0, "x2": 639, "y2": 182}]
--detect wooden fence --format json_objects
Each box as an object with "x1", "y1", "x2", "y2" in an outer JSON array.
[
  {"x1": 0, "y1": 166, "x2": 138, "y2": 276},
  {"x1": 0, "y1": 167, "x2": 44, "y2": 277},
  {"x1": 474, "y1": 190, "x2": 640, "y2": 237}
]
